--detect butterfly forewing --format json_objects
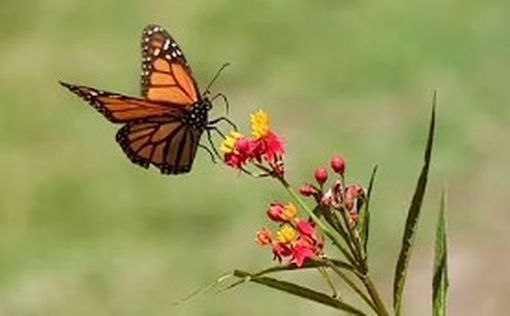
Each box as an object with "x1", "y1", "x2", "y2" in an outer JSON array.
[
  {"x1": 140, "y1": 25, "x2": 200, "y2": 105},
  {"x1": 59, "y1": 81, "x2": 181, "y2": 123}
]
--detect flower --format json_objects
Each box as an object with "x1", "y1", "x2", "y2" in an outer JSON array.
[
  {"x1": 331, "y1": 154, "x2": 346, "y2": 175},
  {"x1": 257, "y1": 201, "x2": 323, "y2": 267},
  {"x1": 299, "y1": 183, "x2": 317, "y2": 197},
  {"x1": 251, "y1": 110, "x2": 270, "y2": 139},
  {"x1": 272, "y1": 243, "x2": 291, "y2": 262},
  {"x1": 296, "y1": 219, "x2": 315, "y2": 237},
  {"x1": 221, "y1": 110, "x2": 285, "y2": 177},
  {"x1": 220, "y1": 131, "x2": 243, "y2": 154},
  {"x1": 276, "y1": 225, "x2": 297, "y2": 244},
  {"x1": 281, "y1": 202, "x2": 297, "y2": 221},
  {"x1": 267, "y1": 202, "x2": 285, "y2": 221},
  {"x1": 291, "y1": 242, "x2": 316, "y2": 267},
  {"x1": 255, "y1": 228, "x2": 273, "y2": 245},
  {"x1": 314, "y1": 167, "x2": 328, "y2": 185},
  {"x1": 255, "y1": 131, "x2": 285, "y2": 163}
]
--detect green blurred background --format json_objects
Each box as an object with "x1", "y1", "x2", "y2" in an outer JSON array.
[{"x1": 1, "y1": 0, "x2": 509, "y2": 315}]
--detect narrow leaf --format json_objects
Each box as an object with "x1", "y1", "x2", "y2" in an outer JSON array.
[
  {"x1": 433, "y1": 189, "x2": 449, "y2": 316},
  {"x1": 360, "y1": 165, "x2": 378, "y2": 255},
  {"x1": 233, "y1": 270, "x2": 366, "y2": 315},
  {"x1": 220, "y1": 259, "x2": 354, "y2": 293},
  {"x1": 393, "y1": 93, "x2": 436, "y2": 315}
]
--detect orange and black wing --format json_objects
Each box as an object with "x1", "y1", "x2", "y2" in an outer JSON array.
[
  {"x1": 116, "y1": 117, "x2": 203, "y2": 174},
  {"x1": 140, "y1": 24, "x2": 200, "y2": 106},
  {"x1": 60, "y1": 81, "x2": 181, "y2": 123}
]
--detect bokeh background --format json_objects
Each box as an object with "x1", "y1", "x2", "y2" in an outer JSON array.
[{"x1": 1, "y1": 0, "x2": 509, "y2": 315}]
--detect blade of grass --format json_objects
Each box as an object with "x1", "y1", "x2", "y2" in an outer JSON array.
[
  {"x1": 433, "y1": 188, "x2": 449, "y2": 316},
  {"x1": 232, "y1": 270, "x2": 366, "y2": 315},
  {"x1": 393, "y1": 93, "x2": 436, "y2": 315},
  {"x1": 360, "y1": 165, "x2": 378, "y2": 257}
]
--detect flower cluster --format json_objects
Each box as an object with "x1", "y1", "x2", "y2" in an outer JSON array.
[
  {"x1": 255, "y1": 202, "x2": 323, "y2": 267},
  {"x1": 220, "y1": 110, "x2": 285, "y2": 178},
  {"x1": 299, "y1": 154, "x2": 365, "y2": 228}
]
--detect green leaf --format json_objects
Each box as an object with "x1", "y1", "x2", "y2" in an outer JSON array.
[
  {"x1": 359, "y1": 165, "x2": 378, "y2": 256},
  {"x1": 220, "y1": 259, "x2": 354, "y2": 293},
  {"x1": 433, "y1": 189, "x2": 449, "y2": 316},
  {"x1": 393, "y1": 93, "x2": 436, "y2": 315},
  {"x1": 233, "y1": 270, "x2": 366, "y2": 315}
]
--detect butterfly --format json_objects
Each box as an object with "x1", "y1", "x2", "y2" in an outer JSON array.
[{"x1": 60, "y1": 24, "x2": 233, "y2": 175}]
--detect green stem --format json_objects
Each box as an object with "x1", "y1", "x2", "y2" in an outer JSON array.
[
  {"x1": 317, "y1": 266, "x2": 339, "y2": 299},
  {"x1": 338, "y1": 208, "x2": 365, "y2": 270},
  {"x1": 326, "y1": 209, "x2": 363, "y2": 267},
  {"x1": 326, "y1": 261, "x2": 378, "y2": 314},
  {"x1": 360, "y1": 274, "x2": 390, "y2": 316}
]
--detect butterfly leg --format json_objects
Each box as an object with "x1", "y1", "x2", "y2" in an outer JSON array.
[
  {"x1": 211, "y1": 92, "x2": 230, "y2": 115},
  {"x1": 206, "y1": 125, "x2": 227, "y2": 139},
  {"x1": 205, "y1": 127, "x2": 224, "y2": 160},
  {"x1": 198, "y1": 144, "x2": 217, "y2": 163},
  {"x1": 208, "y1": 116, "x2": 238, "y2": 132}
]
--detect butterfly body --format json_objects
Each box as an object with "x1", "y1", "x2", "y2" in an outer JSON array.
[{"x1": 61, "y1": 24, "x2": 224, "y2": 175}]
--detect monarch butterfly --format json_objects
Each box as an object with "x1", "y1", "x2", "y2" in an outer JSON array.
[{"x1": 60, "y1": 24, "x2": 233, "y2": 174}]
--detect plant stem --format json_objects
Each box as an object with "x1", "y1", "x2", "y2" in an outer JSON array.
[
  {"x1": 326, "y1": 261, "x2": 378, "y2": 314},
  {"x1": 317, "y1": 266, "x2": 339, "y2": 299},
  {"x1": 360, "y1": 274, "x2": 390, "y2": 316}
]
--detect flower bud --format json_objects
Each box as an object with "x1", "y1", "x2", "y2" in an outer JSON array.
[
  {"x1": 345, "y1": 184, "x2": 365, "y2": 200},
  {"x1": 314, "y1": 167, "x2": 328, "y2": 185},
  {"x1": 296, "y1": 219, "x2": 315, "y2": 236},
  {"x1": 299, "y1": 183, "x2": 316, "y2": 197},
  {"x1": 331, "y1": 154, "x2": 345, "y2": 175},
  {"x1": 267, "y1": 202, "x2": 285, "y2": 222},
  {"x1": 255, "y1": 228, "x2": 273, "y2": 245},
  {"x1": 320, "y1": 189, "x2": 333, "y2": 207}
]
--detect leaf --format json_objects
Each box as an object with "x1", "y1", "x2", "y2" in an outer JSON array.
[
  {"x1": 393, "y1": 93, "x2": 436, "y2": 315},
  {"x1": 219, "y1": 259, "x2": 354, "y2": 293},
  {"x1": 232, "y1": 270, "x2": 366, "y2": 315},
  {"x1": 359, "y1": 165, "x2": 378, "y2": 256},
  {"x1": 433, "y1": 189, "x2": 449, "y2": 316}
]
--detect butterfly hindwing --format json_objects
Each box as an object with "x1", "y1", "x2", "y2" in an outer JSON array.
[
  {"x1": 60, "y1": 81, "x2": 181, "y2": 123},
  {"x1": 116, "y1": 116, "x2": 202, "y2": 174},
  {"x1": 140, "y1": 25, "x2": 199, "y2": 105}
]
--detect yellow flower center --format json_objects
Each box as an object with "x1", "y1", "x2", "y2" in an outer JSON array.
[
  {"x1": 220, "y1": 131, "x2": 243, "y2": 154},
  {"x1": 281, "y1": 202, "x2": 297, "y2": 221},
  {"x1": 250, "y1": 110, "x2": 270, "y2": 139},
  {"x1": 276, "y1": 225, "x2": 296, "y2": 244}
]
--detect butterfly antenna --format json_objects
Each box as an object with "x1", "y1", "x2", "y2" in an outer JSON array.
[{"x1": 204, "y1": 62, "x2": 230, "y2": 95}]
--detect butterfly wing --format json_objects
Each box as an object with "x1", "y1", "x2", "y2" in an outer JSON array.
[
  {"x1": 140, "y1": 24, "x2": 200, "y2": 106},
  {"x1": 60, "y1": 81, "x2": 181, "y2": 123},
  {"x1": 116, "y1": 116, "x2": 203, "y2": 174},
  {"x1": 61, "y1": 24, "x2": 207, "y2": 175}
]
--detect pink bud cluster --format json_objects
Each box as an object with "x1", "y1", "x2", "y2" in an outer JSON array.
[{"x1": 299, "y1": 154, "x2": 365, "y2": 227}]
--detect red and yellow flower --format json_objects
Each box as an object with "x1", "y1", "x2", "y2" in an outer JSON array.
[
  {"x1": 220, "y1": 110, "x2": 285, "y2": 177},
  {"x1": 256, "y1": 201, "x2": 323, "y2": 267}
]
